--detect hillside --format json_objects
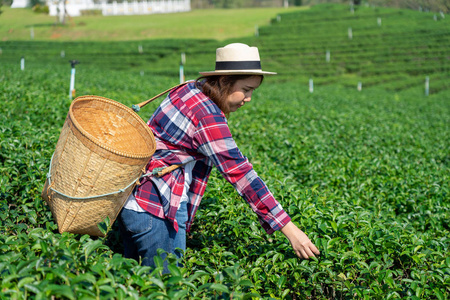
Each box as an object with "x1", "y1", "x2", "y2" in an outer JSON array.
[
  {"x1": 1, "y1": 4, "x2": 448, "y2": 94},
  {"x1": 252, "y1": 4, "x2": 449, "y2": 93}
]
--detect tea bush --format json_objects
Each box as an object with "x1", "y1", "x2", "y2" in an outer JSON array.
[{"x1": 1, "y1": 62, "x2": 448, "y2": 299}]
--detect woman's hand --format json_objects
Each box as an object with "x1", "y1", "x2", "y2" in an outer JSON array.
[{"x1": 280, "y1": 221, "x2": 320, "y2": 259}]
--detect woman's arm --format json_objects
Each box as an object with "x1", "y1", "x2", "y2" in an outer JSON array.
[
  {"x1": 193, "y1": 114, "x2": 291, "y2": 233},
  {"x1": 280, "y1": 221, "x2": 320, "y2": 259},
  {"x1": 193, "y1": 114, "x2": 320, "y2": 258}
]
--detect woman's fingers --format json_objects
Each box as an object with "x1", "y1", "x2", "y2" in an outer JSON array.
[
  {"x1": 310, "y1": 243, "x2": 321, "y2": 255},
  {"x1": 296, "y1": 239, "x2": 321, "y2": 259},
  {"x1": 298, "y1": 245, "x2": 317, "y2": 259},
  {"x1": 304, "y1": 247, "x2": 316, "y2": 259}
]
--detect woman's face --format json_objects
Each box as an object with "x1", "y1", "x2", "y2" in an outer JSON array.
[{"x1": 225, "y1": 76, "x2": 262, "y2": 113}]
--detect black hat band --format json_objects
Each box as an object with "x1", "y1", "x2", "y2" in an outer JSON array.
[{"x1": 215, "y1": 61, "x2": 261, "y2": 71}]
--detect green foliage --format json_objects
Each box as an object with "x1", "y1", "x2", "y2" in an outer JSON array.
[
  {"x1": 32, "y1": 4, "x2": 49, "y2": 14},
  {"x1": 366, "y1": 0, "x2": 450, "y2": 13},
  {"x1": 253, "y1": 3, "x2": 449, "y2": 91},
  {"x1": 0, "y1": 3, "x2": 449, "y2": 299},
  {"x1": 1, "y1": 61, "x2": 448, "y2": 298},
  {"x1": 1, "y1": 4, "x2": 448, "y2": 94},
  {"x1": 80, "y1": 9, "x2": 103, "y2": 16}
]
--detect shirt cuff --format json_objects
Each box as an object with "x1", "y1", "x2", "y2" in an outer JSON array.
[{"x1": 261, "y1": 213, "x2": 291, "y2": 235}]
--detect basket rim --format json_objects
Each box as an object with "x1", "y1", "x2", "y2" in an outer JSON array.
[{"x1": 69, "y1": 95, "x2": 155, "y2": 160}]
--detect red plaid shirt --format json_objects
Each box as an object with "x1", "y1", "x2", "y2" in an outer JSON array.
[{"x1": 135, "y1": 81, "x2": 291, "y2": 233}]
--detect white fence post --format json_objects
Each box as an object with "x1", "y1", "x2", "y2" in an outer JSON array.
[
  {"x1": 179, "y1": 64, "x2": 184, "y2": 83},
  {"x1": 179, "y1": 53, "x2": 186, "y2": 83},
  {"x1": 425, "y1": 76, "x2": 429, "y2": 96},
  {"x1": 69, "y1": 68, "x2": 75, "y2": 99},
  {"x1": 309, "y1": 78, "x2": 314, "y2": 93},
  {"x1": 21, "y1": 56, "x2": 25, "y2": 71},
  {"x1": 113, "y1": 1, "x2": 118, "y2": 15},
  {"x1": 69, "y1": 60, "x2": 79, "y2": 100},
  {"x1": 143, "y1": 1, "x2": 148, "y2": 13}
]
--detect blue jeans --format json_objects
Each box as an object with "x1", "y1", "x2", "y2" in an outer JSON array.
[{"x1": 118, "y1": 201, "x2": 188, "y2": 273}]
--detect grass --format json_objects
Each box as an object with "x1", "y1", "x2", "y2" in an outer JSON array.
[{"x1": 0, "y1": 6, "x2": 307, "y2": 41}]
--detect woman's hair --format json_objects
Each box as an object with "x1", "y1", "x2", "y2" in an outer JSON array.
[{"x1": 196, "y1": 75, "x2": 263, "y2": 114}]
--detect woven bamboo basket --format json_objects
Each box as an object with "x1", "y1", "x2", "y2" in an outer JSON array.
[{"x1": 42, "y1": 95, "x2": 156, "y2": 236}]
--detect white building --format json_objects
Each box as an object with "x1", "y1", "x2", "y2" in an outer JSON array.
[
  {"x1": 10, "y1": 0, "x2": 191, "y2": 17},
  {"x1": 11, "y1": 0, "x2": 30, "y2": 8}
]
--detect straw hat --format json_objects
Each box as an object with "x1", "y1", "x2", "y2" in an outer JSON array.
[{"x1": 199, "y1": 43, "x2": 277, "y2": 76}]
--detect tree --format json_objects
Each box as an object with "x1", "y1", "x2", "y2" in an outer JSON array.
[{"x1": 55, "y1": 0, "x2": 70, "y2": 25}]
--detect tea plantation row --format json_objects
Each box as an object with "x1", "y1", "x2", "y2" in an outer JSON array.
[
  {"x1": 254, "y1": 4, "x2": 449, "y2": 91},
  {"x1": 1, "y1": 58, "x2": 449, "y2": 298}
]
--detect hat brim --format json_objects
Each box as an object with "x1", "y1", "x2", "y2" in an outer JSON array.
[{"x1": 199, "y1": 70, "x2": 277, "y2": 76}]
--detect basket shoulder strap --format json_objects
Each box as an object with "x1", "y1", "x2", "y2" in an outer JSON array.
[
  {"x1": 132, "y1": 81, "x2": 193, "y2": 112},
  {"x1": 146, "y1": 160, "x2": 197, "y2": 178}
]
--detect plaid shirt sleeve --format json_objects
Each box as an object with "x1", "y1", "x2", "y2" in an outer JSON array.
[{"x1": 192, "y1": 113, "x2": 291, "y2": 234}]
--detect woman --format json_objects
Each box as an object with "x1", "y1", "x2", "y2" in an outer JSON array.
[{"x1": 119, "y1": 43, "x2": 320, "y2": 270}]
